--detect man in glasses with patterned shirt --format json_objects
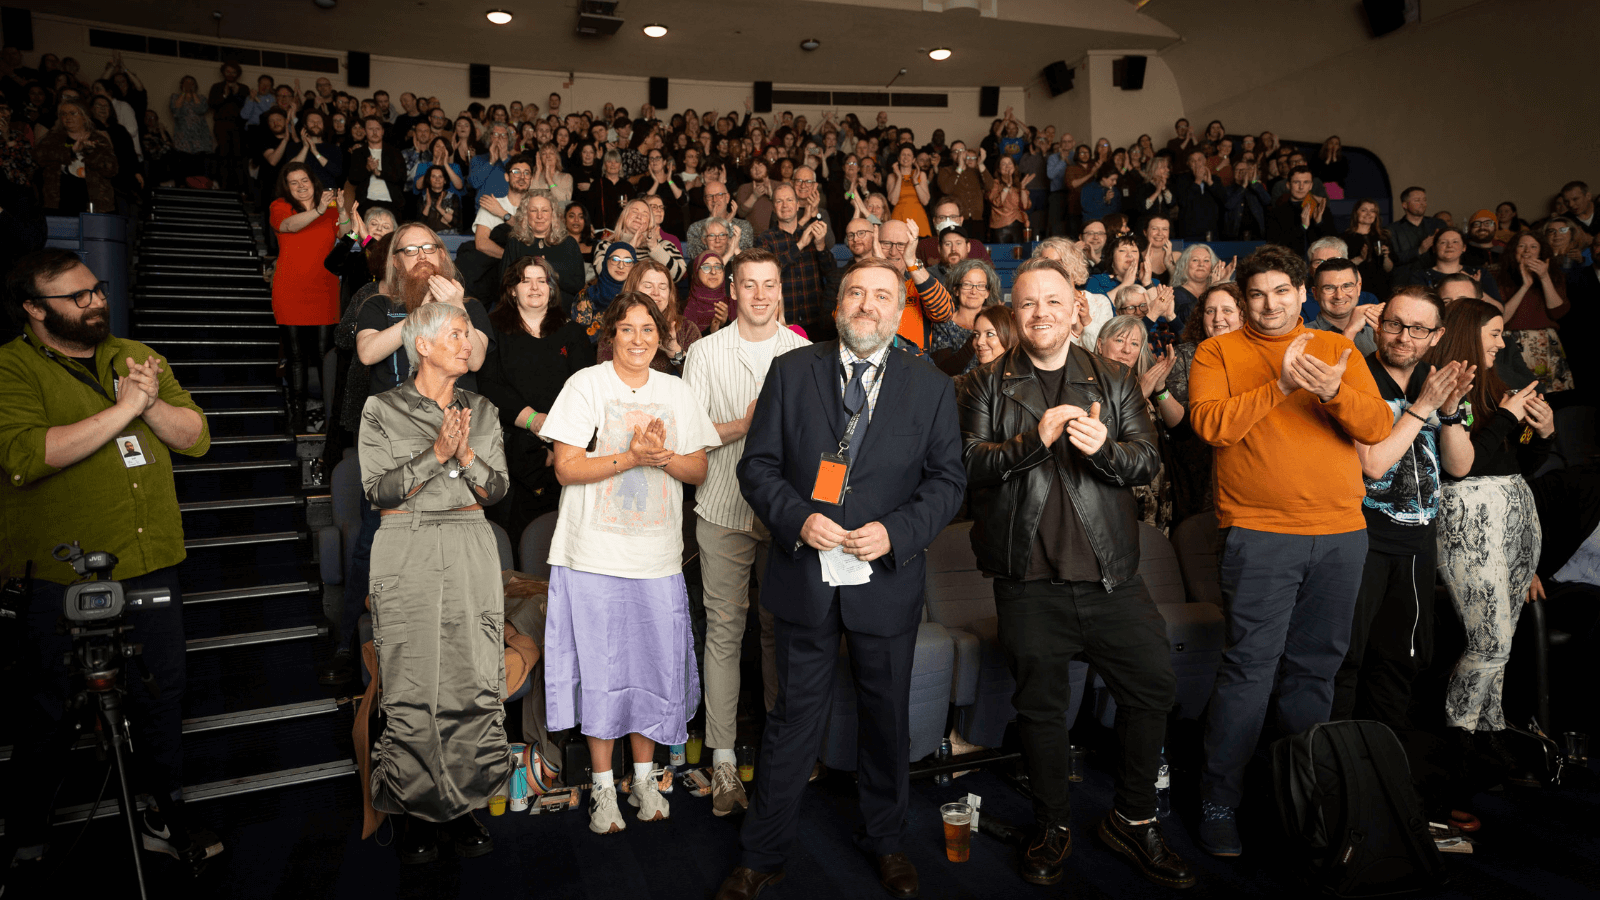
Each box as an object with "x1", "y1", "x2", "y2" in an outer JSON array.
[{"x1": 1, "y1": 249, "x2": 220, "y2": 872}]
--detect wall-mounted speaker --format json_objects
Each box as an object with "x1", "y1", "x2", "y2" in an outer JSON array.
[
  {"x1": 1, "y1": 8, "x2": 33, "y2": 52},
  {"x1": 753, "y1": 81, "x2": 772, "y2": 113},
  {"x1": 469, "y1": 63, "x2": 491, "y2": 99},
  {"x1": 1363, "y1": 0, "x2": 1409, "y2": 36},
  {"x1": 1042, "y1": 62, "x2": 1074, "y2": 97},
  {"x1": 978, "y1": 85, "x2": 999, "y2": 119},
  {"x1": 347, "y1": 50, "x2": 370, "y2": 88},
  {"x1": 648, "y1": 76, "x2": 668, "y2": 110},
  {"x1": 1120, "y1": 55, "x2": 1147, "y2": 91}
]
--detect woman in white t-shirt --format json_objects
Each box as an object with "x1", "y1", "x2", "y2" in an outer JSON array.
[{"x1": 538, "y1": 292, "x2": 720, "y2": 836}]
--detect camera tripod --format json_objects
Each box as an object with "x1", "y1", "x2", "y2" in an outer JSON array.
[{"x1": 62, "y1": 617, "x2": 161, "y2": 900}]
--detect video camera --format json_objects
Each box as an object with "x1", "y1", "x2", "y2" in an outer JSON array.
[{"x1": 54, "y1": 542, "x2": 171, "y2": 624}]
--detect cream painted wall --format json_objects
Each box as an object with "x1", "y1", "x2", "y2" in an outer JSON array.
[
  {"x1": 1022, "y1": 61, "x2": 1091, "y2": 149},
  {"x1": 27, "y1": 14, "x2": 1024, "y2": 149},
  {"x1": 1162, "y1": 0, "x2": 1597, "y2": 219},
  {"x1": 1085, "y1": 51, "x2": 1185, "y2": 153}
]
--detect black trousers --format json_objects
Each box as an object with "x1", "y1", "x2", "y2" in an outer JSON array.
[
  {"x1": 739, "y1": 593, "x2": 918, "y2": 872},
  {"x1": 279, "y1": 324, "x2": 329, "y2": 408},
  {"x1": 994, "y1": 575, "x2": 1174, "y2": 825},
  {"x1": 4, "y1": 566, "x2": 188, "y2": 849},
  {"x1": 1332, "y1": 544, "x2": 1437, "y2": 728}
]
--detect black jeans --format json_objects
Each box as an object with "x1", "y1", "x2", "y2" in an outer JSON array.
[
  {"x1": 4, "y1": 566, "x2": 188, "y2": 850},
  {"x1": 994, "y1": 575, "x2": 1175, "y2": 824},
  {"x1": 1332, "y1": 544, "x2": 1437, "y2": 727}
]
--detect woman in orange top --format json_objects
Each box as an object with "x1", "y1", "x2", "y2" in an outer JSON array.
[
  {"x1": 885, "y1": 143, "x2": 931, "y2": 235},
  {"x1": 270, "y1": 161, "x2": 342, "y2": 430},
  {"x1": 985, "y1": 155, "x2": 1033, "y2": 244}
]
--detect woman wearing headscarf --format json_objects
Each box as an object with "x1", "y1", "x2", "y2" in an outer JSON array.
[
  {"x1": 682, "y1": 250, "x2": 735, "y2": 334},
  {"x1": 571, "y1": 240, "x2": 636, "y2": 342}
]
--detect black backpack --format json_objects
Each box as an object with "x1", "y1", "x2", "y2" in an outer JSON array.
[{"x1": 1271, "y1": 720, "x2": 1446, "y2": 897}]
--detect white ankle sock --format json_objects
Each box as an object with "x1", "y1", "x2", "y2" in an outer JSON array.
[
  {"x1": 633, "y1": 761, "x2": 656, "y2": 786},
  {"x1": 593, "y1": 770, "x2": 614, "y2": 789},
  {"x1": 713, "y1": 748, "x2": 737, "y2": 767}
]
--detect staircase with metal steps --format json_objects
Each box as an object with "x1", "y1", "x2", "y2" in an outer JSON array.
[{"x1": 0, "y1": 187, "x2": 353, "y2": 841}]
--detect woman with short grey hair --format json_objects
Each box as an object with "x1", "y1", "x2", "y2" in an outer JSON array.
[
  {"x1": 357, "y1": 300, "x2": 510, "y2": 865},
  {"x1": 1096, "y1": 314, "x2": 1172, "y2": 531},
  {"x1": 927, "y1": 258, "x2": 1001, "y2": 376}
]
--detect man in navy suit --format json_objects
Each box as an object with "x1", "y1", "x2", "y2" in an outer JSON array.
[{"x1": 714, "y1": 258, "x2": 966, "y2": 900}]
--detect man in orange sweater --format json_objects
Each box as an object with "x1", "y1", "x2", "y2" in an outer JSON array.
[{"x1": 1187, "y1": 244, "x2": 1392, "y2": 858}]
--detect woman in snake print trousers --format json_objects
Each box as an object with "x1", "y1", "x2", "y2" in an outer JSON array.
[{"x1": 1436, "y1": 474, "x2": 1541, "y2": 732}]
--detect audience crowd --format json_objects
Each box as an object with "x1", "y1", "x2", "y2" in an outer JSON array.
[{"x1": 5, "y1": 43, "x2": 1599, "y2": 892}]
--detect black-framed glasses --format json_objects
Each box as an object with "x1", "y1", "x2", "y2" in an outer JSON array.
[
  {"x1": 845, "y1": 230, "x2": 876, "y2": 241},
  {"x1": 34, "y1": 280, "x2": 109, "y2": 308},
  {"x1": 1118, "y1": 303, "x2": 1150, "y2": 316},
  {"x1": 880, "y1": 241, "x2": 909, "y2": 252},
  {"x1": 394, "y1": 243, "x2": 441, "y2": 257},
  {"x1": 959, "y1": 282, "x2": 988, "y2": 293},
  {"x1": 1379, "y1": 319, "x2": 1441, "y2": 339}
]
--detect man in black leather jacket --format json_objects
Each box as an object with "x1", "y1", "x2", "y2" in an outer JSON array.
[{"x1": 956, "y1": 257, "x2": 1192, "y2": 890}]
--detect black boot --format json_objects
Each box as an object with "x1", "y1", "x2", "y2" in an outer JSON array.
[
  {"x1": 318, "y1": 647, "x2": 354, "y2": 686},
  {"x1": 1098, "y1": 813, "x2": 1196, "y2": 889},
  {"x1": 439, "y1": 811, "x2": 494, "y2": 858},
  {"x1": 397, "y1": 816, "x2": 438, "y2": 865},
  {"x1": 1020, "y1": 823, "x2": 1071, "y2": 886}
]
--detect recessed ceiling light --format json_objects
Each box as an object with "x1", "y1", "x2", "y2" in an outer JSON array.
[
  {"x1": 929, "y1": 47, "x2": 952, "y2": 61},
  {"x1": 642, "y1": 23, "x2": 668, "y2": 37},
  {"x1": 799, "y1": 38, "x2": 820, "y2": 51},
  {"x1": 485, "y1": 9, "x2": 512, "y2": 24}
]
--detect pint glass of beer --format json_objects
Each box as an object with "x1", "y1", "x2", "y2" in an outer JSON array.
[{"x1": 940, "y1": 802, "x2": 973, "y2": 862}]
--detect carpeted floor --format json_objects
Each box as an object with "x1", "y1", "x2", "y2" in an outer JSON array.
[{"x1": 37, "y1": 748, "x2": 1599, "y2": 900}]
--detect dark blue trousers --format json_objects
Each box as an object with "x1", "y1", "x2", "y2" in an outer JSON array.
[
  {"x1": 738, "y1": 593, "x2": 918, "y2": 873},
  {"x1": 1200, "y1": 527, "x2": 1366, "y2": 808}
]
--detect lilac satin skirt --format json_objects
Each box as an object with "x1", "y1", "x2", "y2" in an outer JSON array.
[{"x1": 545, "y1": 565, "x2": 700, "y2": 744}]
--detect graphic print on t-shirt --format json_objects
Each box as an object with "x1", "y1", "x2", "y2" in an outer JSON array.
[{"x1": 593, "y1": 400, "x2": 678, "y2": 535}]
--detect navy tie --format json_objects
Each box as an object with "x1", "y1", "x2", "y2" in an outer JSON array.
[
  {"x1": 843, "y1": 360, "x2": 871, "y2": 460},
  {"x1": 844, "y1": 360, "x2": 871, "y2": 416}
]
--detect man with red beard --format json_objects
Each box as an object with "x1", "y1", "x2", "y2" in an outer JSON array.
[
  {"x1": 318, "y1": 223, "x2": 494, "y2": 685},
  {"x1": 1, "y1": 249, "x2": 219, "y2": 873}
]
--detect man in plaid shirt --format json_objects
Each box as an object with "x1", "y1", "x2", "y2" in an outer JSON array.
[{"x1": 756, "y1": 182, "x2": 837, "y2": 340}]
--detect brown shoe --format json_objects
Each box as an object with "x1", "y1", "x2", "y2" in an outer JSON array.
[
  {"x1": 712, "y1": 866, "x2": 784, "y2": 900},
  {"x1": 876, "y1": 852, "x2": 919, "y2": 898}
]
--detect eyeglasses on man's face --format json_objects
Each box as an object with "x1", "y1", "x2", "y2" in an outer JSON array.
[
  {"x1": 1378, "y1": 319, "x2": 1439, "y2": 340},
  {"x1": 1118, "y1": 302, "x2": 1150, "y2": 316},
  {"x1": 34, "y1": 280, "x2": 109, "y2": 308},
  {"x1": 879, "y1": 241, "x2": 909, "y2": 253},
  {"x1": 394, "y1": 243, "x2": 441, "y2": 257}
]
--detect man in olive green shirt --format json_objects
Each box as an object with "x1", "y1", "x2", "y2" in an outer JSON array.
[{"x1": 0, "y1": 250, "x2": 217, "y2": 868}]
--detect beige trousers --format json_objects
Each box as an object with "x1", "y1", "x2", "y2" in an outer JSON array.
[{"x1": 697, "y1": 516, "x2": 778, "y2": 750}]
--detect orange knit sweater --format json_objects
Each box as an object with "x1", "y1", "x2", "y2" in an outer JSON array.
[{"x1": 1188, "y1": 321, "x2": 1393, "y2": 535}]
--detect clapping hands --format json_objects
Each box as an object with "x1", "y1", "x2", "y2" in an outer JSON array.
[{"x1": 629, "y1": 417, "x2": 672, "y2": 468}]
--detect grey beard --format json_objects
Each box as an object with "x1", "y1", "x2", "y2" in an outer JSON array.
[{"x1": 837, "y1": 313, "x2": 894, "y2": 357}]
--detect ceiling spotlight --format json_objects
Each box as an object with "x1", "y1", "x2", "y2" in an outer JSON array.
[
  {"x1": 929, "y1": 47, "x2": 952, "y2": 61},
  {"x1": 799, "y1": 38, "x2": 820, "y2": 51},
  {"x1": 485, "y1": 9, "x2": 512, "y2": 24},
  {"x1": 642, "y1": 23, "x2": 668, "y2": 37}
]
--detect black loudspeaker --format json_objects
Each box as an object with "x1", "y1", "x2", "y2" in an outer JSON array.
[
  {"x1": 1363, "y1": 0, "x2": 1407, "y2": 36},
  {"x1": 1120, "y1": 55, "x2": 1147, "y2": 91},
  {"x1": 347, "y1": 50, "x2": 369, "y2": 88},
  {"x1": 978, "y1": 85, "x2": 999, "y2": 119},
  {"x1": 469, "y1": 63, "x2": 491, "y2": 99},
  {"x1": 648, "y1": 76, "x2": 668, "y2": 110},
  {"x1": 1, "y1": 7, "x2": 33, "y2": 52},
  {"x1": 1042, "y1": 62, "x2": 1073, "y2": 97},
  {"x1": 753, "y1": 81, "x2": 772, "y2": 114}
]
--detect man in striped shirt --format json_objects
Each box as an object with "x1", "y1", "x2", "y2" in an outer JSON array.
[{"x1": 681, "y1": 248, "x2": 810, "y2": 817}]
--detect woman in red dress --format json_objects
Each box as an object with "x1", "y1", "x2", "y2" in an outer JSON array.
[{"x1": 271, "y1": 161, "x2": 342, "y2": 430}]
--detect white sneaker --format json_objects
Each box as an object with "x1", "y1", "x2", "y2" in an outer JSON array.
[
  {"x1": 588, "y1": 783, "x2": 627, "y2": 835},
  {"x1": 630, "y1": 769, "x2": 671, "y2": 822},
  {"x1": 712, "y1": 761, "x2": 749, "y2": 816}
]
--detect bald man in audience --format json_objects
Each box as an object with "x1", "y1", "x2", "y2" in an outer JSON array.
[{"x1": 917, "y1": 198, "x2": 992, "y2": 268}]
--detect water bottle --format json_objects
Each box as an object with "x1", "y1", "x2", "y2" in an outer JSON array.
[
  {"x1": 935, "y1": 738, "x2": 953, "y2": 786},
  {"x1": 1155, "y1": 748, "x2": 1171, "y2": 819}
]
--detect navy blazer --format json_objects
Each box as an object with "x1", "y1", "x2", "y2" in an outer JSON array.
[{"x1": 738, "y1": 340, "x2": 967, "y2": 637}]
